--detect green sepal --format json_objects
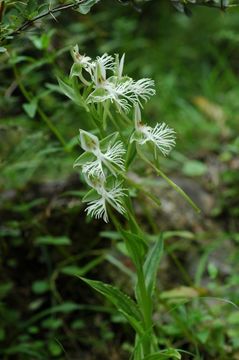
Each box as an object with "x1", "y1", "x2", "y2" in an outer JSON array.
[
  {"x1": 99, "y1": 132, "x2": 119, "y2": 151},
  {"x1": 82, "y1": 188, "x2": 100, "y2": 203},
  {"x1": 70, "y1": 63, "x2": 83, "y2": 78},
  {"x1": 73, "y1": 152, "x2": 95, "y2": 167},
  {"x1": 89, "y1": 86, "x2": 108, "y2": 99}
]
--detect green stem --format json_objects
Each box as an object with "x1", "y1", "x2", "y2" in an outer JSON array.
[
  {"x1": 137, "y1": 146, "x2": 200, "y2": 213},
  {"x1": 13, "y1": 65, "x2": 68, "y2": 150},
  {"x1": 109, "y1": 208, "x2": 154, "y2": 357},
  {"x1": 125, "y1": 176, "x2": 161, "y2": 208},
  {"x1": 106, "y1": 161, "x2": 161, "y2": 209},
  {"x1": 136, "y1": 265, "x2": 153, "y2": 355},
  {"x1": 108, "y1": 111, "x2": 128, "y2": 146},
  {"x1": 119, "y1": 110, "x2": 132, "y2": 125},
  {"x1": 89, "y1": 104, "x2": 105, "y2": 138}
]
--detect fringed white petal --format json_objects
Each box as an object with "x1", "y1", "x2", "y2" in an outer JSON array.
[
  {"x1": 103, "y1": 141, "x2": 126, "y2": 170},
  {"x1": 139, "y1": 123, "x2": 176, "y2": 156},
  {"x1": 85, "y1": 197, "x2": 108, "y2": 222}
]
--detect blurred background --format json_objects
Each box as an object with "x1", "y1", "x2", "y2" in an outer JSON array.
[{"x1": 0, "y1": 1, "x2": 239, "y2": 359}]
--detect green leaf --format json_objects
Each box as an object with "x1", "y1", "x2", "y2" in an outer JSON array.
[
  {"x1": 48, "y1": 340, "x2": 62, "y2": 356},
  {"x1": 42, "y1": 318, "x2": 62, "y2": 330},
  {"x1": 61, "y1": 256, "x2": 104, "y2": 277},
  {"x1": 57, "y1": 77, "x2": 77, "y2": 102},
  {"x1": 80, "y1": 277, "x2": 143, "y2": 334},
  {"x1": 32, "y1": 280, "x2": 50, "y2": 294},
  {"x1": 120, "y1": 229, "x2": 147, "y2": 270},
  {"x1": 142, "y1": 348, "x2": 181, "y2": 359},
  {"x1": 182, "y1": 160, "x2": 207, "y2": 177},
  {"x1": 23, "y1": 100, "x2": 37, "y2": 118},
  {"x1": 143, "y1": 234, "x2": 164, "y2": 296},
  {"x1": 70, "y1": 62, "x2": 83, "y2": 78},
  {"x1": 35, "y1": 236, "x2": 71, "y2": 246},
  {"x1": 78, "y1": 0, "x2": 101, "y2": 15}
]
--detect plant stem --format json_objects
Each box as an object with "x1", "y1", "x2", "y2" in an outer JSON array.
[
  {"x1": 136, "y1": 265, "x2": 153, "y2": 355},
  {"x1": 137, "y1": 146, "x2": 200, "y2": 213},
  {"x1": 109, "y1": 207, "x2": 155, "y2": 356},
  {"x1": 7, "y1": 0, "x2": 87, "y2": 41}
]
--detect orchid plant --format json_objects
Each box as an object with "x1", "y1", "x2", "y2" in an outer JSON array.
[{"x1": 59, "y1": 46, "x2": 199, "y2": 360}]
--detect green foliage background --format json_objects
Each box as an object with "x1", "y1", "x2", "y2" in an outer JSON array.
[{"x1": 1, "y1": 0, "x2": 239, "y2": 359}]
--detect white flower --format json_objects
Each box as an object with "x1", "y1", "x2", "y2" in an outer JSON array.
[
  {"x1": 84, "y1": 178, "x2": 126, "y2": 222},
  {"x1": 71, "y1": 45, "x2": 94, "y2": 74},
  {"x1": 93, "y1": 54, "x2": 115, "y2": 85},
  {"x1": 103, "y1": 140, "x2": 126, "y2": 170},
  {"x1": 70, "y1": 45, "x2": 95, "y2": 85},
  {"x1": 82, "y1": 158, "x2": 105, "y2": 179},
  {"x1": 131, "y1": 105, "x2": 176, "y2": 156},
  {"x1": 87, "y1": 79, "x2": 133, "y2": 112},
  {"x1": 74, "y1": 130, "x2": 126, "y2": 178},
  {"x1": 87, "y1": 77, "x2": 155, "y2": 113},
  {"x1": 130, "y1": 78, "x2": 156, "y2": 105}
]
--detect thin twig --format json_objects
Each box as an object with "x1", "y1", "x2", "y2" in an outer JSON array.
[
  {"x1": 8, "y1": 0, "x2": 87, "y2": 40},
  {"x1": 171, "y1": 0, "x2": 239, "y2": 12}
]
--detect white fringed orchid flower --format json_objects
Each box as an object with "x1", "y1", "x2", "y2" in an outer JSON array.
[
  {"x1": 70, "y1": 50, "x2": 155, "y2": 112},
  {"x1": 87, "y1": 77, "x2": 155, "y2": 113},
  {"x1": 83, "y1": 176, "x2": 126, "y2": 223},
  {"x1": 71, "y1": 45, "x2": 92, "y2": 71},
  {"x1": 74, "y1": 130, "x2": 126, "y2": 179},
  {"x1": 131, "y1": 105, "x2": 176, "y2": 156}
]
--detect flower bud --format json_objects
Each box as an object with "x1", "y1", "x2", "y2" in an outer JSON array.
[{"x1": 80, "y1": 130, "x2": 99, "y2": 153}]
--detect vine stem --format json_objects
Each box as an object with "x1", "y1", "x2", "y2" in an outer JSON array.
[{"x1": 13, "y1": 64, "x2": 68, "y2": 149}]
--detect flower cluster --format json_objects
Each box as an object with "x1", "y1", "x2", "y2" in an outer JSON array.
[
  {"x1": 71, "y1": 46, "x2": 155, "y2": 113},
  {"x1": 74, "y1": 130, "x2": 126, "y2": 222},
  {"x1": 70, "y1": 46, "x2": 176, "y2": 222}
]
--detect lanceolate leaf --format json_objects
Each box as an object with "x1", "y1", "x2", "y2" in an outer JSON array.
[
  {"x1": 143, "y1": 234, "x2": 164, "y2": 296},
  {"x1": 80, "y1": 277, "x2": 143, "y2": 334},
  {"x1": 120, "y1": 229, "x2": 147, "y2": 270}
]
